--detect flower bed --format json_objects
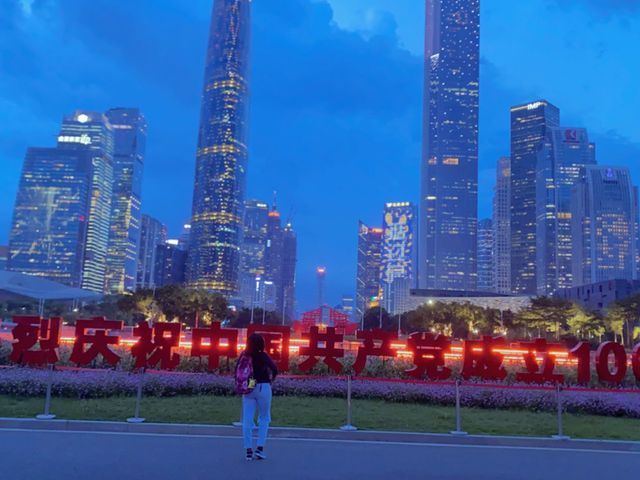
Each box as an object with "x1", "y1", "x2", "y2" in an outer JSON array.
[{"x1": 1, "y1": 366, "x2": 638, "y2": 419}]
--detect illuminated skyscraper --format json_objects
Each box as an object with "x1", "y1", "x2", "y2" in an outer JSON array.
[
  {"x1": 572, "y1": 166, "x2": 638, "y2": 285},
  {"x1": 136, "y1": 214, "x2": 167, "y2": 290},
  {"x1": 58, "y1": 111, "x2": 114, "y2": 293},
  {"x1": 239, "y1": 199, "x2": 269, "y2": 308},
  {"x1": 264, "y1": 203, "x2": 283, "y2": 313},
  {"x1": 380, "y1": 202, "x2": 417, "y2": 314},
  {"x1": 536, "y1": 127, "x2": 595, "y2": 294},
  {"x1": 493, "y1": 156, "x2": 511, "y2": 294},
  {"x1": 104, "y1": 108, "x2": 147, "y2": 294},
  {"x1": 420, "y1": 0, "x2": 480, "y2": 291},
  {"x1": 477, "y1": 218, "x2": 494, "y2": 292},
  {"x1": 281, "y1": 222, "x2": 297, "y2": 321},
  {"x1": 8, "y1": 148, "x2": 92, "y2": 286},
  {"x1": 355, "y1": 222, "x2": 383, "y2": 322},
  {"x1": 510, "y1": 100, "x2": 560, "y2": 294},
  {"x1": 187, "y1": 0, "x2": 251, "y2": 296},
  {"x1": 0, "y1": 246, "x2": 7, "y2": 271}
]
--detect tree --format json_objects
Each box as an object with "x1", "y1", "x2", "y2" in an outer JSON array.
[
  {"x1": 514, "y1": 297, "x2": 577, "y2": 339},
  {"x1": 606, "y1": 294, "x2": 640, "y2": 347},
  {"x1": 229, "y1": 308, "x2": 282, "y2": 328},
  {"x1": 363, "y1": 307, "x2": 395, "y2": 331},
  {"x1": 566, "y1": 306, "x2": 604, "y2": 340}
]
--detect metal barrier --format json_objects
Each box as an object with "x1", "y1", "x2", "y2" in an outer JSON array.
[
  {"x1": 552, "y1": 384, "x2": 570, "y2": 440},
  {"x1": 126, "y1": 368, "x2": 145, "y2": 423},
  {"x1": 35, "y1": 364, "x2": 56, "y2": 420},
  {"x1": 450, "y1": 379, "x2": 467, "y2": 436},
  {"x1": 339, "y1": 375, "x2": 357, "y2": 431}
]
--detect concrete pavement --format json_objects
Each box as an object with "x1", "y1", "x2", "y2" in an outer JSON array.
[{"x1": 0, "y1": 424, "x2": 638, "y2": 480}]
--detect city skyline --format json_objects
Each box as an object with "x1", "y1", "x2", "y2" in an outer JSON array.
[{"x1": 1, "y1": 0, "x2": 640, "y2": 310}]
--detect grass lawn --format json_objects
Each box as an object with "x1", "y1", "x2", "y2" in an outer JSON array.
[{"x1": 1, "y1": 394, "x2": 638, "y2": 441}]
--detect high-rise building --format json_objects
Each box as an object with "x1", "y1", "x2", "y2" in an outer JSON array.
[
  {"x1": 337, "y1": 294, "x2": 354, "y2": 321},
  {"x1": 0, "y1": 246, "x2": 7, "y2": 270},
  {"x1": 510, "y1": 100, "x2": 560, "y2": 294},
  {"x1": 239, "y1": 199, "x2": 269, "y2": 308},
  {"x1": 572, "y1": 166, "x2": 638, "y2": 285},
  {"x1": 58, "y1": 111, "x2": 115, "y2": 293},
  {"x1": 8, "y1": 148, "x2": 92, "y2": 286},
  {"x1": 136, "y1": 214, "x2": 167, "y2": 290},
  {"x1": 477, "y1": 218, "x2": 495, "y2": 292},
  {"x1": 263, "y1": 204, "x2": 283, "y2": 313},
  {"x1": 316, "y1": 266, "x2": 327, "y2": 307},
  {"x1": 104, "y1": 108, "x2": 147, "y2": 294},
  {"x1": 154, "y1": 240, "x2": 187, "y2": 288},
  {"x1": 187, "y1": 0, "x2": 251, "y2": 296},
  {"x1": 536, "y1": 127, "x2": 596, "y2": 295},
  {"x1": 493, "y1": 156, "x2": 511, "y2": 294},
  {"x1": 355, "y1": 222, "x2": 383, "y2": 322},
  {"x1": 281, "y1": 222, "x2": 297, "y2": 321},
  {"x1": 420, "y1": 0, "x2": 480, "y2": 292},
  {"x1": 380, "y1": 202, "x2": 417, "y2": 314}
]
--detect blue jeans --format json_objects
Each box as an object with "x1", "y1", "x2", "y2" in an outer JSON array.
[{"x1": 242, "y1": 383, "x2": 272, "y2": 449}]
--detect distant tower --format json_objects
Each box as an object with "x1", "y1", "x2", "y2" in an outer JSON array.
[{"x1": 316, "y1": 266, "x2": 327, "y2": 307}]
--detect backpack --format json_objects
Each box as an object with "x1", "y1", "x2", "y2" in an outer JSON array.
[{"x1": 235, "y1": 352, "x2": 255, "y2": 395}]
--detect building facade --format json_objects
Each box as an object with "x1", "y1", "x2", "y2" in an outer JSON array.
[
  {"x1": 355, "y1": 222, "x2": 383, "y2": 322},
  {"x1": 536, "y1": 127, "x2": 596, "y2": 295},
  {"x1": 136, "y1": 214, "x2": 167, "y2": 290},
  {"x1": 477, "y1": 218, "x2": 495, "y2": 292},
  {"x1": 154, "y1": 240, "x2": 187, "y2": 288},
  {"x1": 572, "y1": 166, "x2": 638, "y2": 285},
  {"x1": 281, "y1": 222, "x2": 297, "y2": 322},
  {"x1": 0, "y1": 246, "x2": 7, "y2": 270},
  {"x1": 104, "y1": 108, "x2": 147, "y2": 294},
  {"x1": 493, "y1": 156, "x2": 511, "y2": 294},
  {"x1": 420, "y1": 0, "x2": 480, "y2": 292},
  {"x1": 263, "y1": 205, "x2": 283, "y2": 312},
  {"x1": 556, "y1": 279, "x2": 640, "y2": 312},
  {"x1": 187, "y1": 0, "x2": 251, "y2": 296},
  {"x1": 510, "y1": 100, "x2": 560, "y2": 294},
  {"x1": 238, "y1": 199, "x2": 269, "y2": 308},
  {"x1": 380, "y1": 202, "x2": 417, "y2": 314}
]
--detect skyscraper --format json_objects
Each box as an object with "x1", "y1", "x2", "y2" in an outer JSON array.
[
  {"x1": 510, "y1": 100, "x2": 560, "y2": 294},
  {"x1": 239, "y1": 199, "x2": 269, "y2": 308},
  {"x1": 136, "y1": 214, "x2": 167, "y2": 290},
  {"x1": 8, "y1": 148, "x2": 92, "y2": 286},
  {"x1": 380, "y1": 202, "x2": 417, "y2": 314},
  {"x1": 281, "y1": 222, "x2": 297, "y2": 321},
  {"x1": 187, "y1": 0, "x2": 251, "y2": 296},
  {"x1": 476, "y1": 218, "x2": 495, "y2": 291},
  {"x1": 536, "y1": 127, "x2": 596, "y2": 295},
  {"x1": 572, "y1": 166, "x2": 638, "y2": 285},
  {"x1": 104, "y1": 108, "x2": 147, "y2": 294},
  {"x1": 355, "y1": 222, "x2": 383, "y2": 322},
  {"x1": 493, "y1": 156, "x2": 511, "y2": 294},
  {"x1": 264, "y1": 204, "x2": 283, "y2": 313},
  {"x1": 420, "y1": 0, "x2": 480, "y2": 292},
  {"x1": 0, "y1": 246, "x2": 7, "y2": 271},
  {"x1": 154, "y1": 240, "x2": 188, "y2": 288},
  {"x1": 58, "y1": 111, "x2": 115, "y2": 293}
]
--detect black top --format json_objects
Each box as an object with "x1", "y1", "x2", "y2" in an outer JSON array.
[{"x1": 251, "y1": 351, "x2": 278, "y2": 384}]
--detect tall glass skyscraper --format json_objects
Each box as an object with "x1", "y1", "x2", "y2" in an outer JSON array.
[
  {"x1": 493, "y1": 156, "x2": 511, "y2": 294},
  {"x1": 281, "y1": 221, "x2": 297, "y2": 322},
  {"x1": 355, "y1": 222, "x2": 383, "y2": 322},
  {"x1": 104, "y1": 108, "x2": 147, "y2": 294},
  {"x1": 477, "y1": 218, "x2": 495, "y2": 292},
  {"x1": 238, "y1": 199, "x2": 269, "y2": 308},
  {"x1": 8, "y1": 148, "x2": 92, "y2": 286},
  {"x1": 420, "y1": 0, "x2": 480, "y2": 292},
  {"x1": 187, "y1": 0, "x2": 251, "y2": 296},
  {"x1": 510, "y1": 100, "x2": 560, "y2": 294},
  {"x1": 572, "y1": 166, "x2": 638, "y2": 285},
  {"x1": 136, "y1": 214, "x2": 167, "y2": 290},
  {"x1": 536, "y1": 127, "x2": 596, "y2": 295},
  {"x1": 58, "y1": 111, "x2": 114, "y2": 293}
]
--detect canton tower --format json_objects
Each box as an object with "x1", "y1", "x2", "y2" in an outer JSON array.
[{"x1": 187, "y1": 0, "x2": 251, "y2": 296}]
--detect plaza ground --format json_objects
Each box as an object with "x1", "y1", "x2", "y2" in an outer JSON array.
[{"x1": 1, "y1": 394, "x2": 639, "y2": 441}]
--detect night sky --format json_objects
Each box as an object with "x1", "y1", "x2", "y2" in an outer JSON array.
[{"x1": 1, "y1": 0, "x2": 639, "y2": 311}]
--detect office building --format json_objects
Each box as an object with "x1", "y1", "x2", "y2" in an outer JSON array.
[
  {"x1": 493, "y1": 156, "x2": 511, "y2": 294},
  {"x1": 187, "y1": 0, "x2": 251, "y2": 296},
  {"x1": 239, "y1": 199, "x2": 269, "y2": 308},
  {"x1": 0, "y1": 246, "x2": 7, "y2": 270},
  {"x1": 281, "y1": 222, "x2": 297, "y2": 321},
  {"x1": 104, "y1": 108, "x2": 147, "y2": 294},
  {"x1": 510, "y1": 100, "x2": 560, "y2": 294},
  {"x1": 536, "y1": 127, "x2": 596, "y2": 295},
  {"x1": 477, "y1": 218, "x2": 495, "y2": 292},
  {"x1": 136, "y1": 214, "x2": 167, "y2": 290},
  {"x1": 154, "y1": 240, "x2": 187, "y2": 288},
  {"x1": 355, "y1": 222, "x2": 383, "y2": 321},
  {"x1": 572, "y1": 166, "x2": 638, "y2": 285},
  {"x1": 263, "y1": 204, "x2": 283, "y2": 312},
  {"x1": 380, "y1": 202, "x2": 417, "y2": 314},
  {"x1": 420, "y1": 0, "x2": 480, "y2": 292}
]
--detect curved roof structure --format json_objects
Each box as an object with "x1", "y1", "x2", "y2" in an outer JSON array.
[{"x1": 0, "y1": 270, "x2": 102, "y2": 301}]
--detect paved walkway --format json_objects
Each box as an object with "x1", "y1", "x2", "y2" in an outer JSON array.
[{"x1": 1, "y1": 422, "x2": 638, "y2": 480}]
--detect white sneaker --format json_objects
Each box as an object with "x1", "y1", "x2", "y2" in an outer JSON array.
[{"x1": 254, "y1": 449, "x2": 267, "y2": 460}]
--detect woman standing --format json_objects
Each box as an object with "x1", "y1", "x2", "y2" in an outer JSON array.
[{"x1": 240, "y1": 333, "x2": 278, "y2": 461}]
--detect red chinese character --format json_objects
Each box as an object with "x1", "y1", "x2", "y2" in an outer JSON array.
[
  {"x1": 70, "y1": 317, "x2": 124, "y2": 366},
  {"x1": 10, "y1": 316, "x2": 61, "y2": 366},
  {"x1": 299, "y1": 326, "x2": 344, "y2": 374},
  {"x1": 595, "y1": 341, "x2": 627, "y2": 384},
  {"x1": 247, "y1": 324, "x2": 291, "y2": 372},
  {"x1": 569, "y1": 341, "x2": 591, "y2": 384},
  {"x1": 461, "y1": 336, "x2": 507, "y2": 381},
  {"x1": 191, "y1": 322, "x2": 238, "y2": 369},
  {"x1": 405, "y1": 332, "x2": 452, "y2": 380},
  {"x1": 131, "y1": 321, "x2": 181, "y2": 370},
  {"x1": 632, "y1": 343, "x2": 640, "y2": 381},
  {"x1": 353, "y1": 329, "x2": 397, "y2": 375},
  {"x1": 515, "y1": 338, "x2": 565, "y2": 384}
]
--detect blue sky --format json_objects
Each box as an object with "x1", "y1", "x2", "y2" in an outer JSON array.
[{"x1": 1, "y1": 0, "x2": 639, "y2": 311}]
